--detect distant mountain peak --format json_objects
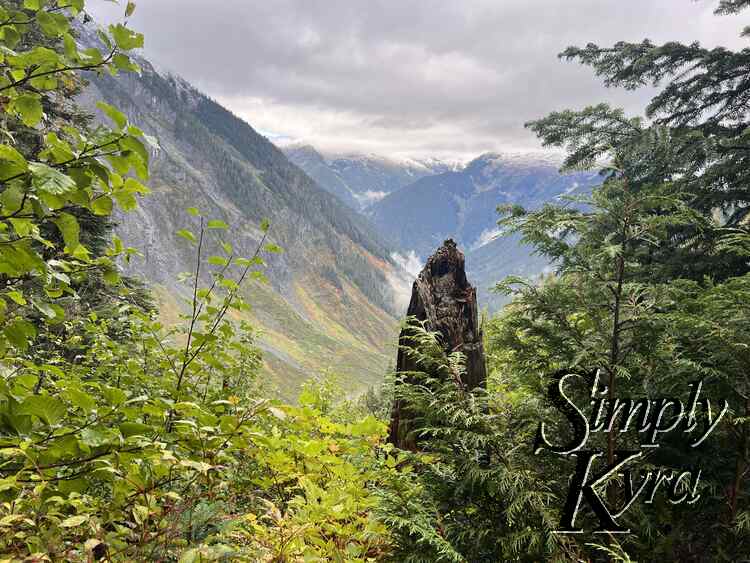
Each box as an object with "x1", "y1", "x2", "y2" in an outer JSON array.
[
  {"x1": 467, "y1": 151, "x2": 564, "y2": 171},
  {"x1": 284, "y1": 143, "x2": 460, "y2": 211}
]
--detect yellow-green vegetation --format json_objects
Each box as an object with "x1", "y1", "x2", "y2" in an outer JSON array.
[{"x1": 154, "y1": 275, "x2": 397, "y2": 401}]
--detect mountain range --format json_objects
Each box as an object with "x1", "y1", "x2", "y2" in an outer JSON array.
[
  {"x1": 78, "y1": 20, "x2": 604, "y2": 395},
  {"x1": 289, "y1": 149, "x2": 600, "y2": 311},
  {"x1": 78, "y1": 24, "x2": 409, "y2": 398},
  {"x1": 283, "y1": 144, "x2": 459, "y2": 211}
]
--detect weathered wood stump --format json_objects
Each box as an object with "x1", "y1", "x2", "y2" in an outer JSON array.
[{"x1": 387, "y1": 239, "x2": 487, "y2": 450}]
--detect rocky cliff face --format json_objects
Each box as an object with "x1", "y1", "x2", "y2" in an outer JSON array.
[
  {"x1": 388, "y1": 240, "x2": 486, "y2": 450},
  {"x1": 77, "y1": 23, "x2": 407, "y2": 397}
]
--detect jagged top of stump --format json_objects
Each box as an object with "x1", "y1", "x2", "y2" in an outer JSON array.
[{"x1": 421, "y1": 239, "x2": 468, "y2": 288}]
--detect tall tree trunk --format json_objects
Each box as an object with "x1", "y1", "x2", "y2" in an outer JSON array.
[{"x1": 388, "y1": 239, "x2": 487, "y2": 450}]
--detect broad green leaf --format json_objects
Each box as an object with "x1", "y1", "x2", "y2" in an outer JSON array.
[
  {"x1": 91, "y1": 195, "x2": 114, "y2": 216},
  {"x1": 112, "y1": 52, "x2": 140, "y2": 73},
  {"x1": 109, "y1": 23, "x2": 144, "y2": 50},
  {"x1": 31, "y1": 299, "x2": 58, "y2": 319},
  {"x1": 9, "y1": 218, "x2": 33, "y2": 237},
  {"x1": 60, "y1": 515, "x2": 88, "y2": 528},
  {"x1": 53, "y1": 212, "x2": 80, "y2": 252},
  {"x1": 113, "y1": 188, "x2": 137, "y2": 211},
  {"x1": 96, "y1": 101, "x2": 127, "y2": 130},
  {"x1": 4, "y1": 319, "x2": 36, "y2": 351},
  {"x1": 29, "y1": 162, "x2": 76, "y2": 195},
  {"x1": 18, "y1": 395, "x2": 66, "y2": 425},
  {"x1": 81, "y1": 426, "x2": 117, "y2": 447},
  {"x1": 6, "y1": 291, "x2": 26, "y2": 306},
  {"x1": 64, "y1": 388, "x2": 96, "y2": 413},
  {"x1": 0, "y1": 145, "x2": 28, "y2": 180},
  {"x1": 1, "y1": 26, "x2": 20, "y2": 49},
  {"x1": 36, "y1": 10, "x2": 69, "y2": 37},
  {"x1": 102, "y1": 267, "x2": 120, "y2": 285},
  {"x1": 44, "y1": 132, "x2": 74, "y2": 163},
  {"x1": 119, "y1": 422, "x2": 150, "y2": 437},
  {"x1": 102, "y1": 386, "x2": 126, "y2": 405},
  {"x1": 123, "y1": 177, "x2": 149, "y2": 194},
  {"x1": 260, "y1": 218, "x2": 270, "y2": 232},
  {"x1": 0, "y1": 186, "x2": 25, "y2": 216},
  {"x1": 12, "y1": 95, "x2": 43, "y2": 127}
]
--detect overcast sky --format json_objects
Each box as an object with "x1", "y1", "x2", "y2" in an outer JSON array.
[{"x1": 88, "y1": 1, "x2": 746, "y2": 160}]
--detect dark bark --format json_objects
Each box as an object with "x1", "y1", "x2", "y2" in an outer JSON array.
[{"x1": 388, "y1": 239, "x2": 487, "y2": 450}]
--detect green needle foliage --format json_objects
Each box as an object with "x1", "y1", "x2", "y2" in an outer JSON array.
[{"x1": 478, "y1": 1, "x2": 750, "y2": 559}]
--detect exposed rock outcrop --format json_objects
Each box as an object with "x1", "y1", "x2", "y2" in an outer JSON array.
[{"x1": 388, "y1": 239, "x2": 487, "y2": 450}]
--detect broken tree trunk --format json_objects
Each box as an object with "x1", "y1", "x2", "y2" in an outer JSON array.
[{"x1": 387, "y1": 239, "x2": 487, "y2": 450}]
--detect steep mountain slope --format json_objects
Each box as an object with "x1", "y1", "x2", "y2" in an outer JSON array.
[
  {"x1": 369, "y1": 153, "x2": 600, "y2": 310},
  {"x1": 283, "y1": 144, "x2": 457, "y2": 210},
  {"x1": 79, "y1": 38, "x2": 406, "y2": 397}
]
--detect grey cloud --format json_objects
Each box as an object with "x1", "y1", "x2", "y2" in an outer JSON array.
[{"x1": 87, "y1": 0, "x2": 746, "y2": 158}]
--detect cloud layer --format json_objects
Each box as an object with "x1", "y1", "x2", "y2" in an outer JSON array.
[{"x1": 88, "y1": 1, "x2": 746, "y2": 158}]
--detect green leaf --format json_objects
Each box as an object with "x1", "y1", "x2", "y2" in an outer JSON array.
[
  {"x1": 101, "y1": 386, "x2": 126, "y2": 406},
  {"x1": 18, "y1": 395, "x2": 66, "y2": 425},
  {"x1": 64, "y1": 388, "x2": 96, "y2": 413},
  {"x1": 263, "y1": 243, "x2": 283, "y2": 254},
  {"x1": 0, "y1": 145, "x2": 28, "y2": 180},
  {"x1": 112, "y1": 52, "x2": 140, "y2": 73},
  {"x1": 9, "y1": 217, "x2": 33, "y2": 237},
  {"x1": 112, "y1": 188, "x2": 137, "y2": 212},
  {"x1": 96, "y1": 101, "x2": 127, "y2": 130},
  {"x1": 102, "y1": 267, "x2": 120, "y2": 285},
  {"x1": 260, "y1": 218, "x2": 270, "y2": 233},
  {"x1": 119, "y1": 422, "x2": 150, "y2": 438},
  {"x1": 120, "y1": 135, "x2": 148, "y2": 164},
  {"x1": 109, "y1": 23, "x2": 144, "y2": 50},
  {"x1": 81, "y1": 426, "x2": 117, "y2": 447},
  {"x1": 207, "y1": 219, "x2": 228, "y2": 230},
  {"x1": 91, "y1": 195, "x2": 114, "y2": 216},
  {"x1": 60, "y1": 515, "x2": 88, "y2": 528},
  {"x1": 29, "y1": 162, "x2": 76, "y2": 195},
  {"x1": 123, "y1": 177, "x2": 149, "y2": 195},
  {"x1": 176, "y1": 229, "x2": 196, "y2": 243},
  {"x1": 23, "y1": 0, "x2": 41, "y2": 9},
  {"x1": 186, "y1": 207, "x2": 200, "y2": 217},
  {"x1": 4, "y1": 319, "x2": 36, "y2": 351},
  {"x1": 31, "y1": 299, "x2": 58, "y2": 319},
  {"x1": 53, "y1": 212, "x2": 80, "y2": 252},
  {"x1": 36, "y1": 10, "x2": 69, "y2": 37},
  {"x1": 125, "y1": 1, "x2": 136, "y2": 17},
  {"x1": 6, "y1": 291, "x2": 26, "y2": 306},
  {"x1": 1, "y1": 26, "x2": 20, "y2": 49},
  {"x1": 12, "y1": 95, "x2": 43, "y2": 127},
  {"x1": 208, "y1": 256, "x2": 229, "y2": 267}
]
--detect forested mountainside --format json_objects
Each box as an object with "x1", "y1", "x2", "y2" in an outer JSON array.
[
  {"x1": 369, "y1": 152, "x2": 599, "y2": 309},
  {"x1": 283, "y1": 143, "x2": 456, "y2": 210},
  {"x1": 80, "y1": 29, "x2": 407, "y2": 396}
]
